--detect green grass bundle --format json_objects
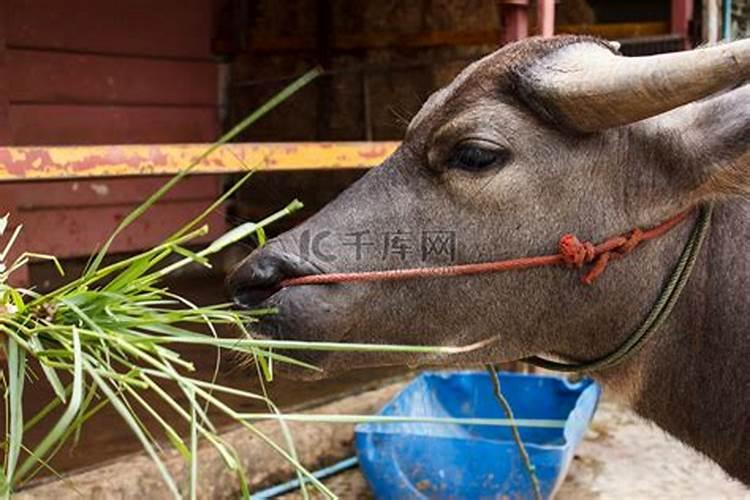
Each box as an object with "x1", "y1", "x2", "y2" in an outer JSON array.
[
  {"x1": 0, "y1": 70, "x2": 333, "y2": 499},
  {"x1": 0, "y1": 199, "x2": 333, "y2": 497}
]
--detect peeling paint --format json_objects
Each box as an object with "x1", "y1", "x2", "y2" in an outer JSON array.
[
  {"x1": 0, "y1": 142, "x2": 399, "y2": 181},
  {"x1": 90, "y1": 183, "x2": 110, "y2": 197}
]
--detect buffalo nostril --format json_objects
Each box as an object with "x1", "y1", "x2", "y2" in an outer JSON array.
[
  {"x1": 227, "y1": 252, "x2": 294, "y2": 308},
  {"x1": 233, "y1": 285, "x2": 279, "y2": 308}
]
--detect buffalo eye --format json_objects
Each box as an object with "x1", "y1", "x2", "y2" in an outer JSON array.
[{"x1": 447, "y1": 142, "x2": 508, "y2": 172}]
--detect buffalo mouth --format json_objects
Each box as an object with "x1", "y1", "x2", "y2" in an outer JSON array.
[
  {"x1": 243, "y1": 303, "x2": 337, "y2": 379},
  {"x1": 228, "y1": 252, "x2": 340, "y2": 374}
]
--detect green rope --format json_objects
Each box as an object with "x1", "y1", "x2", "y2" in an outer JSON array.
[
  {"x1": 483, "y1": 206, "x2": 713, "y2": 498},
  {"x1": 486, "y1": 364, "x2": 543, "y2": 500},
  {"x1": 525, "y1": 203, "x2": 714, "y2": 373}
]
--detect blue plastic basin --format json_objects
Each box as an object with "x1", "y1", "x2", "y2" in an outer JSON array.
[{"x1": 355, "y1": 371, "x2": 600, "y2": 499}]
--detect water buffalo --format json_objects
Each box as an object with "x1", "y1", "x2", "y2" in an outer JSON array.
[{"x1": 229, "y1": 36, "x2": 749, "y2": 483}]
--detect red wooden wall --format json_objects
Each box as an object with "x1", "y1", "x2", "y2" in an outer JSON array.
[
  {"x1": 0, "y1": 1, "x2": 224, "y2": 284},
  {"x1": 4, "y1": 0, "x2": 219, "y2": 144},
  {"x1": 0, "y1": 0, "x2": 10, "y2": 143}
]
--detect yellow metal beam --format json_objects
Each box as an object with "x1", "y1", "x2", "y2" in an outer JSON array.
[{"x1": 0, "y1": 141, "x2": 400, "y2": 181}]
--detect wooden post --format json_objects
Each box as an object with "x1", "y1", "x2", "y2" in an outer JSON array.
[
  {"x1": 0, "y1": 0, "x2": 10, "y2": 144},
  {"x1": 0, "y1": 0, "x2": 26, "y2": 285},
  {"x1": 0, "y1": 189, "x2": 30, "y2": 287},
  {"x1": 315, "y1": 0, "x2": 333, "y2": 140},
  {"x1": 499, "y1": 0, "x2": 529, "y2": 45},
  {"x1": 537, "y1": 0, "x2": 555, "y2": 38},
  {"x1": 703, "y1": 0, "x2": 721, "y2": 44},
  {"x1": 671, "y1": 0, "x2": 694, "y2": 49}
]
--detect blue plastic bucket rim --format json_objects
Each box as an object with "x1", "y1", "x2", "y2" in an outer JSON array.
[{"x1": 355, "y1": 370, "x2": 601, "y2": 451}]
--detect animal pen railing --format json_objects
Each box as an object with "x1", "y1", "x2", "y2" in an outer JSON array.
[{"x1": 0, "y1": 141, "x2": 399, "y2": 285}]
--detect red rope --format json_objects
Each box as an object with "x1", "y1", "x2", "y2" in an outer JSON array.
[{"x1": 281, "y1": 209, "x2": 693, "y2": 288}]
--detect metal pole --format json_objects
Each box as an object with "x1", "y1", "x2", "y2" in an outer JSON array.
[
  {"x1": 499, "y1": 0, "x2": 529, "y2": 45},
  {"x1": 537, "y1": 0, "x2": 555, "y2": 38},
  {"x1": 704, "y1": 0, "x2": 721, "y2": 43},
  {"x1": 723, "y1": 0, "x2": 733, "y2": 40},
  {"x1": 251, "y1": 456, "x2": 359, "y2": 498}
]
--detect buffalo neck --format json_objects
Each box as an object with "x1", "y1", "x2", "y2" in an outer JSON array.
[{"x1": 595, "y1": 201, "x2": 749, "y2": 484}]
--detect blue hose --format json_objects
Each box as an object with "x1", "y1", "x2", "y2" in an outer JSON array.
[
  {"x1": 251, "y1": 456, "x2": 359, "y2": 499},
  {"x1": 723, "y1": 0, "x2": 733, "y2": 40}
]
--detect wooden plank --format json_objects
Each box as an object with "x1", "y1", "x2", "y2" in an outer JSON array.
[
  {"x1": 8, "y1": 50, "x2": 217, "y2": 105},
  {"x1": 8, "y1": 0, "x2": 214, "y2": 59},
  {"x1": 8, "y1": 105, "x2": 219, "y2": 145},
  {"x1": 237, "y1": 23, "x2": 670, "y2": 53},
  {"x1": 0, "y1": 142, "x2": 399, "y2": 181},
  {"x1": 244, "y1": 29, "x2": 504, "y2": 52},
  {"x1": 1, "y1": 185, "x2": 29, "y2": 285},
  {"x1": 500, "y1": 1, "x2": 530, "y2": 45},
  {"x1": 0, "y1": 1, "x2": 20, "y2": 282},
  {"x1": 16, "y1": 200, "x2": 225, "y2": 259},
  {"x1": 670, "y1": 0, "x2": 693, "y2": 49},
  {"x1": 0, "y1": 176, "x2": 221, "y2": 209},
  {"x1": 0, "y1": 0, "x2": 9, "y2": 144},
  {"x1": 556, "y1": 22, "x2": 669, "y2": 39}
]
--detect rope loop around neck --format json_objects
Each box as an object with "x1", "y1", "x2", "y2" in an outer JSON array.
[{"x1": 525, "y1": 203, "x2": 713, "y2": 373}]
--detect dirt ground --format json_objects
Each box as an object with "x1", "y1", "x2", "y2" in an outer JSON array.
[
  {"x1": 17, "y1": 379, "x2": 748, "y2": 499},
  {"x1": 17, "y1": 275, "x2": 747, "y2": 499},
  {"x1": 281, "y1": 400, "x2": 749, "y2": 500}
]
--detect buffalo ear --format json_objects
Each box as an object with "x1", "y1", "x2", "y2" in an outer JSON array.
[{"x1": 652, "y1": 84, "x2": 750, "y2": 202}]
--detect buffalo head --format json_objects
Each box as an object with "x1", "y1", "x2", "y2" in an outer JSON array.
[{"x1": 228, "y1": 35, "x2": 750, "y2": 378}]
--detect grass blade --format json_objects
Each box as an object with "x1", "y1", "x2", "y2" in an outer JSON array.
[
  {"x1": 16, "y1": 329, "x2": 84, "y2": 481},
  {"x1": 188, "y1": 387, "x2": 198, "y2": 500},
  {"x1": 237, "y1": 413, "x2": 567, "y2": 429},
  {"x1": 86, "y1": 68, "x2": 321, "y2": 277},
  {"x1": 28, "y1": 336, "x2": 67, "y2": 403},
  {"x1": 85, "y1": 359, "x2": 181, "y2": 499},
  {"x1": 3, "y1": 338, "x2": 25, "y2": 492}
]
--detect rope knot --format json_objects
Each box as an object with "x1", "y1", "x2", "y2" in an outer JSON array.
[
  {"x1": 617, "y1": 228, "x2": 644, "y2": 255},
  {"x1": 559, "y1": 227, "x2": 647, "y2": 285},
  {"x1": 558, "y1": 234, "x2": 596, "y2": 268}
]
